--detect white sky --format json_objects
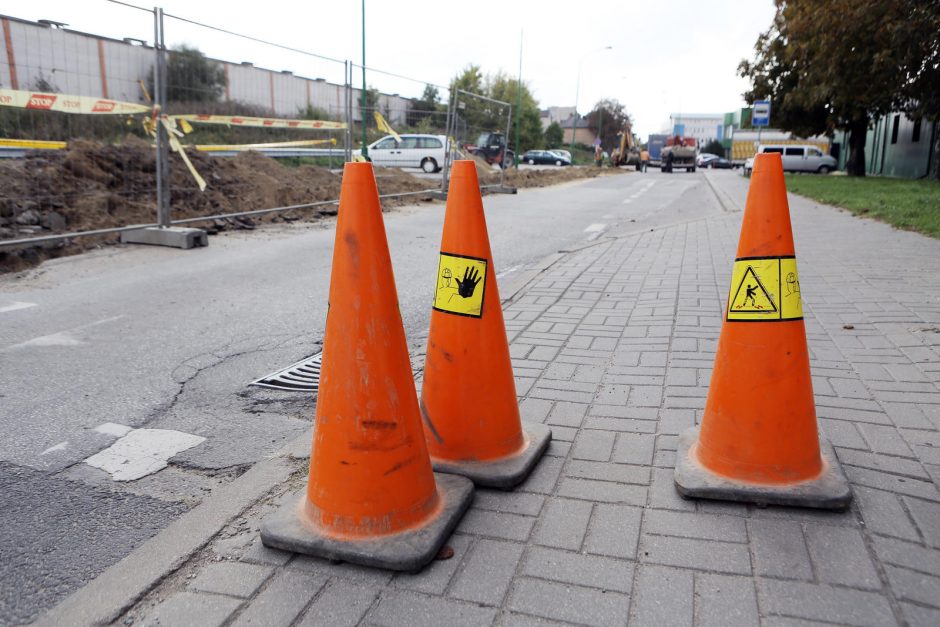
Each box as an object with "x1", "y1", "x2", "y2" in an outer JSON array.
[{"x1": 5, "y1": 0, "x2": 776, "y2": 138}]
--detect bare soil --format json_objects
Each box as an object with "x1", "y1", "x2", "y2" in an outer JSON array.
[{"x1": 0, "y1": 140, "x2": 624, "y2": 274}]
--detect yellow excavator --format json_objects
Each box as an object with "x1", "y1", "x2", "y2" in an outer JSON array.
[{"x1": 610, "y1": 123, "x2": 643, "y2": 170}]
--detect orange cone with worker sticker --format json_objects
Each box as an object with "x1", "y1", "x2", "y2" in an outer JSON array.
[
  {"x1": 261, "y1": 162, "x2": 473, "y2": 571},
  {"x1": 420, "y1": 160, "x2": 551, "y2": 488},
  {"x1": 674, "y1": 152, "x2": 851, "y2": 510}
]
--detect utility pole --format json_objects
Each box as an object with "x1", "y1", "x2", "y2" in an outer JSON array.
[
  {"x1": 513, "y1": 30, "x2": 522, "y2": 167},
  {"x1": 360, "y1": 0, "x2": 368, "y2": 159}
]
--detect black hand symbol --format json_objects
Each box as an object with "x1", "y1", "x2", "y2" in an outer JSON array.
[{"x1": 456, "y1": 266, "x2": 481, "y2": 298}]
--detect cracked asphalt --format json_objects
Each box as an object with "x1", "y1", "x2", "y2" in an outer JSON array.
[{"x1": 0, "y1": 168, "x2": 722, "y2": 623}]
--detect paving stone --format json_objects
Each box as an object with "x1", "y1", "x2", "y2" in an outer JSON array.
[
  {"x1": 631, "y1": 565, "x2": 692, "y2": 627},
  {"x1": 819, "y1": 418, "x2": 867, "y2": 450},
  {"x1": 853, "y1": 486, "x2": 921, "y2": 541},
  {"x1": 518, "y1": 455, "x2": 565, "y2": 494},
  {"x1": 532, "y1": 498, "x2": 593, "y2": 551},
  {"x1": 239, "y1": 538, "x2": 292, "y2": 566},
  {"x1": 858, "y1": 423, "x2": 917, "y2": 457},
  {"x1": 230, "y1": 571, "x2": 326, "y2": 626},
  {"x1": 803, "y1": 523, "x2": 881, "y2": 589},
  {"x1": 556, "y1": 477, "x2": 647, "y2": 505},
  {"x1": 520, "y1": 398, "x2": 554, "y2": 423},
  {"x1": 584, "y1": 503, "x2": 642, "y2": 560},
  {"x1": 747, "y1": 519, "x2": 812, "y2": 579},
  {"x1": 296, "y1": 580, "x2": 379, "y2": 627},
  {"x1": 758, "y1": 579, "x2": 895, "y2": 626},
  {"x1": 611, "y1": 433, "x2": 655, "y2": 465},
  {"x1": 367, "y1": 590, "x2": 498, "y2": 626},
  {"x1": 188, "y1": 562, "x2": 273, "y2": 598},
  {"x1": 570, "y1": 430, "x2": 615, "y2": 461},
  {"x1": 506, "y1": 577, "x2": 630, "y2": 626},
  {"x1": 884, "y1": 564, "x2": 940, "y2": 607},
  {"x1": 523, "y1": 546, "x2": 633, "y2": 593},
  {"x1": 457, "y1": 508, "x2": 536, "y2": 542},
  {"x1": 901, "y1": 601, "x2": 940, "y2": 627},
  {"x1": 640, "y1": 534, "x2": 751, "y2": 574},
  {"x1": 142, "y1": 592, "x2": 242, "y2": 627},
  {"x1": 392, "y1": 534, "x2": 471, "y2": 595},
  {"x1": 448, "y1": 538, "x2": 524, "y2": 605},
  {"x1": 565, "y1": 459, "x2": 649, "y2": 485},
  {"x1": 473, "y1": 490, "x2": 546, "y2": 517},
  {"x1": 648, "y1": 467, "x2": 695, "y2": 511},
  {"x1": 845, "y1": 466, "x2": 940, "y2": 500},
  {"x1": 872, "y1": 535, "x2": 940, "y2": 575},
  {"x1": 838, "y1": 448, "x2": 929, "y2": 479},
  {"x1": 643, "y1": 509, "x2": 747, "y2": 543},
  {"x1": 694, "y1": 573, "x2": 759, "y2": 627},
  {"x1": 903, "y1": 496, "x2": 940, "y2": 547},
  {"x1": 546, "y1": 402, "x2": 587, "y2": 427},
  {"x1": 287, "y1": 555, "x2": 393, "y2": 586}
]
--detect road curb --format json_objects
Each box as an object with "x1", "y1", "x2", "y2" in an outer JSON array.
[
  {"x1": 703, "y1": 170, "x2": 743, "y2": 212},
  {"x1": 35, "y1": 451, "x2": 302, "y2": 627}
]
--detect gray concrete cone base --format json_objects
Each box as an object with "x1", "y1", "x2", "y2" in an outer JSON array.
[
  {"x1": 431, "y1": 422, "x2": 552, "y2": 489},
  {"x1": 259, "y1": 473, "x2": 474, "y2": 572},
  {"x1": 674, "y1": 428, "x2": 852, "y2": 511}
]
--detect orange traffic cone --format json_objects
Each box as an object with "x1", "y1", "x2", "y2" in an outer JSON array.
[
  {"x1": 674, "y1": 153, "x2": 851, "y2": 510},
  {"x1": 261, "y1": 162, "x2": 473, "y2": 570},
  {"x1": 420, "y1": 160, "x2": 551, "y2": 488}
]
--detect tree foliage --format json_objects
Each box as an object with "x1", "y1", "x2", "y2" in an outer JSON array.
[
  {"x1": 545, "y1": 122, "x2": 564, "y2": 148},
  {"x1": 586, "y1": 99, "x2": 632, "y2": 151},
  {"x1": 164, "y1": 45, "x2": 227, "y2": 103},
  {"x1": 449, "y1": 65, "x2": 544, "y2": 150},
  {"x1": 702, "y1": 139, "x2": 726, "y2": 157},
  {"x1": 739, "y1": 0, "x2": 940, "y2": 177},
  {"x1": 407, "y1": 83, "x2": 443, "y2": 127}
]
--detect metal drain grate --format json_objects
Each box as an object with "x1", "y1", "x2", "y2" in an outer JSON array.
[{"x1": 249, "y1": 353, "x2": 322, "y2": 392}]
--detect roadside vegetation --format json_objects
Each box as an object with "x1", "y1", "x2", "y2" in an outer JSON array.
[{"x1": 785, "y1": 174, "x2": 940, "y2": 238}]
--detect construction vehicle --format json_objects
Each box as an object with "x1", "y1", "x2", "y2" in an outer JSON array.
[
  {"x1": 466, "y1": 131, "x2": 514, "y2": 169},
  {"x1": 611, "y1": 124, "x2": 642, "y2": 170},
  {"x1": 661, "y1": 135, "x2": 697, "y2": 173}
]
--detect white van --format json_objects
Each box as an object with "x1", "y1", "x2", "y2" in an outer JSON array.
[
  {"x1": 360, "y1": 134, "x2": 447, "y2": 173},
  {"x1": 744, "y1": 144, "x2": 837, "y2": 176}
]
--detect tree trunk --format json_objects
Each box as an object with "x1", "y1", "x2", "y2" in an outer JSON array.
[
  {"x1": 933, "y1": 120, "x2": 940, "y2": 180},
  {"x1": 846, "y1": 116, "x2": 868, "y2": 177}
]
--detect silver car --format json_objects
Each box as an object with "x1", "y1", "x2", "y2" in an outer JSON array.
[
  {"x1": 361, "y1": 134, "x2": 447, "y2": 173},
  {"x1": 744, "y1": 144, "x2": 837, "y2": 176}
]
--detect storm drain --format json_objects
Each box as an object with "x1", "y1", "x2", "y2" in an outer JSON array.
[{"x1": 249, "y1": 352, "x2": 322, "y2": 392}]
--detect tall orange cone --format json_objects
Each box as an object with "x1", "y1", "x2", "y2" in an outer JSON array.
[
  {"x1": 261, "y1": 162, "x2": 473, "y2": 570},
  {"x1": 674, "y1": 153, "x2": 851, "y2": 509},
  {"x1": 420, "y1": 160, "x2": 551, "y2": 488}
]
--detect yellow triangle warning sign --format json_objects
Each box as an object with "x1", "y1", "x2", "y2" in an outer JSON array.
[{"x1": 729, "y1": 265, "x2": 777, "y2": 315}]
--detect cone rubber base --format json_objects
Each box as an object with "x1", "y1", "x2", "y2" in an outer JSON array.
[
  {"x1": 431, "y1": 423, "x2": 552, "y2": 489},
  {"x1": 260, "y1": 473, "x2": 474, "y2": 572},
  {"x1": 674, "y1": 428, "x2": 852, "y2": 511}
]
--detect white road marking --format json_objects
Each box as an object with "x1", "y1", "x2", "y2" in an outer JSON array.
[
  {"x1": 84, "y1": 428, "x2": 206, "y2": 481},
  {"x1": 1, "y1": 316, "x2": 124, "y2": 352},
  {"x1": 496, "y1": 265, "x2": 522, "y2": 279},
  {"x1": 94, "y1": 422, "x2": 134, "y2": 438},
  {"x1": 41, "y1": 442, "x2": 68, "y2": 455},
  {"x1": 584, "y1": 223, "x2": 606, "y2": 233},
  {"x1": 0, "y1": 301, "x2": 37, "y2": 314},
  {"x1": 622, "y1": 198, "x2": 633, "y2": 204}
]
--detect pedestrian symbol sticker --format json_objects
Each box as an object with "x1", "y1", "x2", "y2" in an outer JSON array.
[
  {"x1": 727, "y1": 256, "x2": 803, "y2": 322},
  {"x1": 433, "y1": 251, "x2": 487, "y2": 318}
]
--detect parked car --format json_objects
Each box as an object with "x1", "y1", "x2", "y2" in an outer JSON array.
[
  {"x1": 696, "y1": 153, "x2": 721, "y2": 167},
  {"x1": 549, "y1": 149, "x2": 572, "y2": 161},
  {"x1": 743, "y1": 144, "x2": 837, "y2": 176},
  {"x1": 360, "y1": 134, "x2": 446, "y2": 173},
  {"x1": 522, "y1": 150, "x2": 570, "y2": 166},
  {"x1": 706, "y1": 157, "x2": 734, "y2": 169}
]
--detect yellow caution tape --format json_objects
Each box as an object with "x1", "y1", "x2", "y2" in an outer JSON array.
[
  {"x1": 161, "y1": 117, "x2": 206, "y2": 192},
  {"x1": 193, "y1": 138, "x2": 337, "y2": 151},
  {"x1": 374, "y1": 111, "x2": 401, "y2": 142},
  {"x1": 0, "y1": 138, "x2": 67, "y2": 150},
  {"x1": 172, "y1": 113, "x2": 345, "y2": 130},
  {"x1": 0, "y1": 88, "x2": 150, "y2": 115}
]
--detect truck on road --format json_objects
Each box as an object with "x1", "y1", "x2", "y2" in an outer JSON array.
[{"x1": 661, "y1": 135, "x2": 697, "y2": 173}]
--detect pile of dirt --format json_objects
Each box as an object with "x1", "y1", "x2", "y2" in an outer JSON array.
[
  {"x1": 465, "y1": 153, "x2": 621, "y2": 188},
  {"x1": 0, "y1": 138, "x2": 434, "y2": 273}
]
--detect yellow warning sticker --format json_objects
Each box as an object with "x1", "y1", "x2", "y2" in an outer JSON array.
[
  {"x1": 432, "y1": 251, "x2": 487, "y2": 318},
  {"x1": 727, "y1": 256, "x2": 803, "y2": 322}
]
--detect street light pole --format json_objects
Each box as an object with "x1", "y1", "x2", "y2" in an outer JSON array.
[
  {"x1": 360, "y1": 0, "x2": 368, "y2": 159},
  {"x1": 569, "y1": 45, "x2": 612, "y2": 156}
]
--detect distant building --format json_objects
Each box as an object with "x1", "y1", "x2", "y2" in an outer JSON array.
[
  {"x1": 669, "y1": 113, "x2": 725, "y2": 145},
  {"x1": 540, "y1": 106, "x2": 576, "y2": 131},
  {"x1": 540, "y1": 107, "x2": 597, "y2": 146},
  {"x1": 834, "y1": 112, "x2": 936, "y2": 178}
]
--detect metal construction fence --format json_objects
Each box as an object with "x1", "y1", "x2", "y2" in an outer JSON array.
[{"x1": 0, "y1": 2, "x2": 514, "y2": 252}]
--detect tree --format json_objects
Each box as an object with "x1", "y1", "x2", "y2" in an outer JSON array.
[
  {"x1": 586, "y1": 99, "x2": 632, "y2": 150},
  {"x1": 163, "y1": 45, "x2": 226, "y2": 102},
  {"x1": 545, "y1": 122, "x2": 564, "y2": 148},
  {"x1": 702, "y1": 139, "x2": 726, "y2": 157},
  {"x1": 407, "y1": 83, "x2": 442, "y2": 127},
  {"x1": 739, "y1": 0, "x2": 940, "y2": 177}
]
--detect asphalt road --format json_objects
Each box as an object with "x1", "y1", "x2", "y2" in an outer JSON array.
[{"x1": 0, "y1": 167, "x2": 729, "y2": 623}]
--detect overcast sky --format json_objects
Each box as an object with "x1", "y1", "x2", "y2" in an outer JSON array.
[{"x1": 7, "y1": 0, "x2": 776, "y2": 138}]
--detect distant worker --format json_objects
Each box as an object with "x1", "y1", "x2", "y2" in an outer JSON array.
[
  {"x1": 640, "y1": 148, "x2": 650, "y2": 172},
  {"x1": 594, "y1": 144, "x2": 603, "y2": 167}
]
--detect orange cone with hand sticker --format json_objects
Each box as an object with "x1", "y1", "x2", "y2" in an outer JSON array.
[
  {"x1": 261, "y1": 162, "x2": 473, "y2": 570},
  {"x1": 420, "y1": 160, "x2": 551, "y2": 488},
  {"x1": 674, "y1": 152, "x2": 851, "y2": 509}
]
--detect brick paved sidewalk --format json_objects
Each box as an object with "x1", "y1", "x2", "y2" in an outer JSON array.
[{"x1": 125, "y1": 182, "x2": 940, "y2": 627}]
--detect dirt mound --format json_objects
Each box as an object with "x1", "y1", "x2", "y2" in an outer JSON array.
[{"x1": 0, "y1": 139, "x2": 434, "y2": 273}]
